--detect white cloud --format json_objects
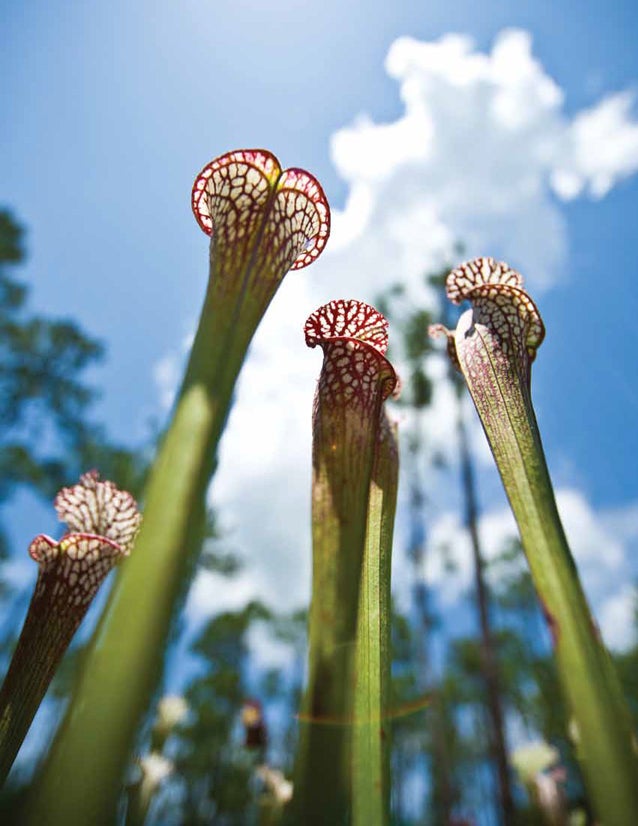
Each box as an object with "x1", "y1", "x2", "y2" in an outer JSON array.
[
  {"x1": 247, "y1": 621, "x2": 297, "y2": 672},
  {"x1": 153, "y1": 352, "x2": 181, "y2": 413},
  {"x1": 152, "y1": 333, "x2": 193, "y2": 412},
  {"x1": 601, "y1": 502, "x2": 638, "y2": 543},
  {"x1": 598, "y1": 584, "x2": 637, "y2": 651},
  {"x1": 160, "y1": 29, "x2": 638, "y2": 645},
  {"x1": 552, "y1": 92, "x2": 638, "y2": 199},
  {"x1": 328, "y1": 28, "x2": 638, "y2": 292}
]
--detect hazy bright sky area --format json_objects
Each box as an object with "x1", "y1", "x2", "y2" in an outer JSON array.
[{"x1": 3, "y1": 0, "x2": 638, "y2": 667}]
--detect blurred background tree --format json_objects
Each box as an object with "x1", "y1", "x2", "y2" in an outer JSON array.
[
  {"x1": 0, "y1": 207, "x2": 147, "y2": 814},
  {"x1": 0, "y1": 208, "x2": 147, "y2": 547}
]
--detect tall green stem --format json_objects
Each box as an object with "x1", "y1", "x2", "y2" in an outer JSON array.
[
  {"x1": 433, "y1": 256, "x2": 638, "y2": 825},
  {"x1": 295, "y1": 403, "x2": 377, "y2": 823},
  {"x1": 293, "y1": 300, "x2": 397, "y2": 825},
  {"x1": 352, "y1": 416, "x2": 398, "y2": 826},
  {"x1": 457, "y1": 309, "x2": 638, "y2": 823},
  {"x1": 27, "y1": 150, "x2": 330, "y2": 825},
  {"x1": 28, "y1": 292, "x2": 240, "y2": 824}
]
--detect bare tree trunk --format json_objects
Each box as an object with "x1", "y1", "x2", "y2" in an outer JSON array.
[
  {"x1": 456, "y1": 388, "x2": 515, "y2": 826},
  {"x1": 407, "y1": 426, "x2": 456, "y2": 825}
]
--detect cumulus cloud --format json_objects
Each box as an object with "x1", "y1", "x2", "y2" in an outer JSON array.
[
  {"x1": 598, "y1": 584, "x2": 637, "y2": 651},
  {"x1": 152, "y1": 333, "x2": 193, "y2": 412},
  {"x1": 328, "y1": 28, "x2": 638, "y2": 293},
  {"x1": 552, "y1": 92, "x2": 638, "y2": 199},
  {"x1": 170, "y1": 29, "x2": 638, "y2": 643}
]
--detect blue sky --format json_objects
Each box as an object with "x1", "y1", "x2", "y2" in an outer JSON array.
[{"x1": 3, "y1": 1, "x2": 638, "y2": 662}]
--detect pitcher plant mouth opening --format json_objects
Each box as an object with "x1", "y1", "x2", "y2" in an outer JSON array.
[
  {"x1": 183, "y1": 149, "x2": 333, "y2": 399},
  {"x1": 430, "y1": 256, "x2": 545, "y2": 389},
  {"x1": 192, "y1": 149, "x2": 330, "y2": 341},
  {"x1": 28, "y1": 469, "x2": 140, "y2": 618},
  {"x1": 305, "y1": 298, "x2": 397, "y2": 414},
  {"x1": 192, "y1": 149, "x2": 330, "y2": 272}
]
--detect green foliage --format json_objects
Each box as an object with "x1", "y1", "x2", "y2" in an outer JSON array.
[
  {"x1": 0, "y1": 213, "x2": 101, "y2": 442},
  {"x1": 0, "y1": 209, "x2": 144, "y2": 551},
  {"x1": 145, "y1": 600, "x2": 307, "y2": 825},
  {"x1": 174, "y1": 603, "x2": 270, "y2": 824},
  {"x1": 389, "y1": 609, "x2": 430, "y2": 822},
  {"x1": 377, "y1": 283, "x2": 438, "y2": 411},
  {"x1": 0, "y1": 209, "x2": 147, "y2": 820},
  {"x1": 614, "y1": 593, "x2": 638, "y2": 728}
]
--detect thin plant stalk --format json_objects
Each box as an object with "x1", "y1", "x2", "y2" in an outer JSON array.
[
  {"x1": 352, "y1": 415, "x2": 398, "y2": 826},
  {"x1": 293, "y1": 300, "x2": 398, "y2": 825},
  {"x1": 28, "y1": 150, "x2": 329, "y2": 825},
  {"x1": 432, "y1": 257, "x2": 638, "y2": 825},
  {"x1": 441, "y1": 274, "x2": 514, "y2": 820}
]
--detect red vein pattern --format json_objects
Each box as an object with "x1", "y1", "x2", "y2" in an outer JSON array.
[
  {"x1": 191, "y1": 149, "x2": 330, "y2": 290},
  {"x1": 446, "y1": 256, "x2": 524, "y2": 305},
  {"x1": 469, "y1": 283, "x2": 545, "y2": 363},
  {"x1": 305, "y1": 299, "x2": 398, "y2": 413},
  {"x1": 55, "y1": 470, "x2": 141, "y2": 554},
  {"x1": 305, "y1": 298, "x2": 389, "y2": 355},
  {"x1": 437, "y1": 257, "x2": 545, "y2": 373},
  {"x1": 29, "y1": 472, "x2": 141, "y2": 613},
  {"x1": 29, "y1": 533, "x2": 126, "y2": 609}
]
